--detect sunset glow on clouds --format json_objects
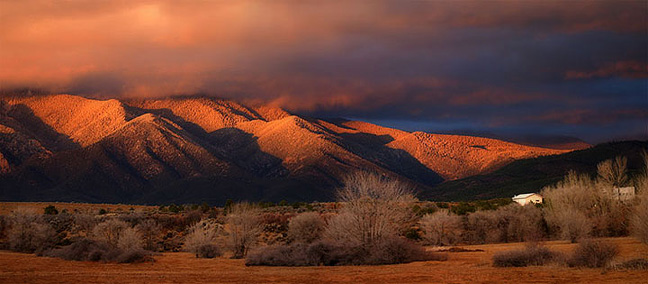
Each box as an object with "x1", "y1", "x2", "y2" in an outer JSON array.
[{"x1": 0, "y1": 0, "x2": 646, "y2": 142}]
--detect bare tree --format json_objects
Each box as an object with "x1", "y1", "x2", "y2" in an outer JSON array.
[
  {"x1": 597, "y1": 156, "x2": 629, "y2": 188},
  {"x1": 419, "y1": 210, "x2": 462, "y2": 246},
  {"x1": 226, "y1": 203, "x2": 262, "y2": 258},
  {"x1": 136, "y1": 219, "x2": 161, "y2": 251},
  {"x1": 287, "y1": 212, "x2": 325, "y2": 244},
  {"x1": 325, "y1": 172, "x2": 416, "y2": 246},
  {"x1": 6, "y1": 210, "x2": 55, "y2": 253},
  {"x1": 92, "y1": 219, "x2": 128, "y2": 247},
  {"x1": 117, "y1": 227, "x2": 143, "y2": 251}
]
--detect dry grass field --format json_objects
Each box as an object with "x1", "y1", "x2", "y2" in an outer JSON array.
[
  {"x1": 0, "y1": 202, "x2": 157, "y2": 215},
  {"x1": 0, "y1": 237, "x2": 645, "y2": 284}
]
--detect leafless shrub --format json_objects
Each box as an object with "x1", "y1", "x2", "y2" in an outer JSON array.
[
  {"x1": 462, "y1": 211, "x2": 497, "y2": 244},
  {"x1": 419, "y1": 210, "x2": 462, "y2": 246},
  {"x1": 136, "y1": 219, "x2": 161, "y2": 251},
  {"x1": 7, "y1": 210, "x2": 56, "y2": 253},
  {"x1": 492, "y1": 243, "x2": 559, "y2": 267},
  {"x1": 43, "y1": 213, "x2": 74, "y2": 235},
  {"x1": 631, "y1": 193, "x2": 648, "y2": 244},
  {"x1": 500, "y1": 204, "x2": 546, "y2": 243},
  {"x1": 44, "y1": 238, "x2": 153, "y2": 263},
  {"x1": 325, "y1": 172, "x2": 415, "y2": 246},
  {"x1": 568, "y1": 239, "x2": 619, "y2": 268},
  {"x1": 118, "y1": 212, "x2": 146, "y2": 226},
  {"x1": 44, "y1": 238, "x2": 120, "y2": 262},
  {"x1": 92, "y1": 219, "x2": 128, "y2": 246},
  {"x1": 542, "y1": 171, "x2": 627, "y2": 241},
  {"x1": 613, "y1": 258, "x2": 648, "y2": 270},
  {"x1": 184, "y1": 220, "x2": 222, "y2": 258},
  {"x1": 245, "y1": 243, "x2": 312, "y2": 266},
  {"x1": 365, "y1": 236, "x2": 446, "y2": 265},
  {"x1": 72, "y1": 214, "x2": 97, "y2": 236},
  {"x1": 548, "y1": 207, "x2": 591, "y2": 243},
  {"x1": 631, "y1": 154, "x2": 648, "y2": 244},
  {"x1": 184, "y1": 210, "x2": 203, "y2": 227},
  {"x1": 226, "y1": 203, "x2": 262, "y2": 258},
  {"x1": 117, "y1": 227, "x2": 143, "y2": 251},
  {"x1": 287, "y1": 212, "x2": 325, "y2": 244},
  {"x1": 245, "y1": 237, "x2": 446, "y2": 266},
  {"x1": 597, "y1": 156, "x2": 629, "y2": 188},
  {"x1": 115, "y1": 248, "x2": 154, "y2": 263}
]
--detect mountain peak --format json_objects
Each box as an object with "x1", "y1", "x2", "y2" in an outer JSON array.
[{"x1": 0, "y1": 94, "x2": 585, "y2": 204}]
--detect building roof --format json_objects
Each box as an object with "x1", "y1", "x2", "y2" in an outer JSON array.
[{"x1": 512, "y1": 193, "x2": 540, "y2": 200}]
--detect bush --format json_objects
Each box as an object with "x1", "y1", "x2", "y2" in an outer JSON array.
[
  {"x1": 287, "y1": 212, "x2": 325, "y2": 244},
  {"x1": 7, "y1": 211, "x2": 56, "y2": 253},
  {"x1": 44, "y1": 205, "x2": 58, "y2": 215},
  {"x1": 117, "y1": 227, "x2": 143, "y2": 251},
  {"x1": 365, "y1": 236, "x2": 445, "y2": 265},
  {"x1": 631, "y1": 192, "x2": 648, "y2": 244},
  {"x1": 462, "y1": 211, "x2": 497, "y2": 244},
  {"x1": 184, "y1": 220, "x2": 222, "y2": 258},
  {"x1": 72, "y1": 214, "x2": 97, "y2": 236},
  {"x1": 420, "y1": 210, "x2": 462, "y2": 246},
  {"x1": 492, "y1": 244, "x2": 558, "y2": 267},
  {"x1": 246, "y1": 243, "x2": 312, "y2": 266},
  {"x1": 568, "y1": 239, "x2": 619, "y2": 268},
  {"x1": 613, "y1": 258, "x2": 648, "y2": 270},
  {"x1": 195, "y1": 244, "x2": 222, "y2": 258},
  {"x1": 44, "y1": 238, "x2": 153, "y2": 263},
  {"x1": 245, "y1": 237, "x2": 446, "y2": 266},
  {"x1": 92, "y1": 219, "x2": 128, "y2": 246},
  {"x1": 499, "y1": 204, "x2": 546, "y2": 243},
  {"x1": 227, "y1": 203, "x2": 262, "y2": 258},
  {"x1": 136, "y1": 219, "x2": 161, "y2": 251}
]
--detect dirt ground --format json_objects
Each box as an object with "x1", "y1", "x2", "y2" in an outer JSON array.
[{"x1": 0, "y1": 237, "x2": 646, "y2": 284}]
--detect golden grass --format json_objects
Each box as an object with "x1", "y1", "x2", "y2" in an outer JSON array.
[{"x1": 0, "y1": 238, "x2": 645, "y2": 283}]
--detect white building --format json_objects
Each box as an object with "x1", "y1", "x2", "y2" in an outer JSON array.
[
  {"x1": 512, "y1": 193, "x2": 543, "y2": 206},
  {"x1": 612, "y1": 187, "x2": 635, "y2": 202}
]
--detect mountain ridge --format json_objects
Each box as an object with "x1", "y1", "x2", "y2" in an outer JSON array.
[{"x1": 0, "y1": 94, "x2": 577, "y2": 204}]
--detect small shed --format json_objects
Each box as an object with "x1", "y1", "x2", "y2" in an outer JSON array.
[{"x1": 512, "y1": 193, "x2": 543, "y2": 206}]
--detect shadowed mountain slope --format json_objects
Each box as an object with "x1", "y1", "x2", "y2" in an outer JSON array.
[
  {"x1": 425, "y1": 141, "x2": 648, "y2": 201},
  {"x1": 0, "y1": 94, "x2": 577, "y2": 205}
]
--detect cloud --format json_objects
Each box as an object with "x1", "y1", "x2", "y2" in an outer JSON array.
[
  {"x1": 0, "y1": 0, "x2": 645, "y2": 142},
  {"x1": 565, "y1": 61, "x2": 648, "y2": 79}
]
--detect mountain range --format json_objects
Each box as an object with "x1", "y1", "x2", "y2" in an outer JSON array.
[{"x1": 0, "y1": 94, "x2": 590, "y2": 204}]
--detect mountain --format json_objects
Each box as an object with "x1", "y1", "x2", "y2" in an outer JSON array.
[
  {"x1": 425, "y1": 140, "x2": 648, "y2": 201},
  {"x1": 0, "y1": 94, "x2": 574, "y2": 205}
]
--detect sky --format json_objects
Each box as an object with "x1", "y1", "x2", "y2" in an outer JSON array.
[{"x1": 0, "y1": 0, "x2": 646, "y2": 143}]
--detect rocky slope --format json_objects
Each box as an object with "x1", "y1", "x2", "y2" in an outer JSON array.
[{"x1": 0, "y1": 94, "x2": 576, "y2": 204}]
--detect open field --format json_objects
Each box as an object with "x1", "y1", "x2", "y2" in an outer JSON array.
[
  {"x1": 0, "y1": 202, "x2": 157, "y2": 215},
  {"x1": 0, "y1": 237, "x2": 646, "y2": 284}
]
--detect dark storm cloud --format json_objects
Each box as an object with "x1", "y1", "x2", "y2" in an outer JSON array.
[{"x1": 0, "y1": 0, "x2": 646, "y2": 142}]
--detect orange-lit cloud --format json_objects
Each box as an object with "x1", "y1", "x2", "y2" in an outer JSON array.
[{"x1": 0, "y1": 1, "x2": 646, "y2": 142}]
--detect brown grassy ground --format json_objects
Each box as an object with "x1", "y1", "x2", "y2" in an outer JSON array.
[
  {"x1": 0, "y1": 237, "x2": 646, "y2": 284},
  {"x1": 0, "y1": 202, "x2": 156, "y2": 215}
]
